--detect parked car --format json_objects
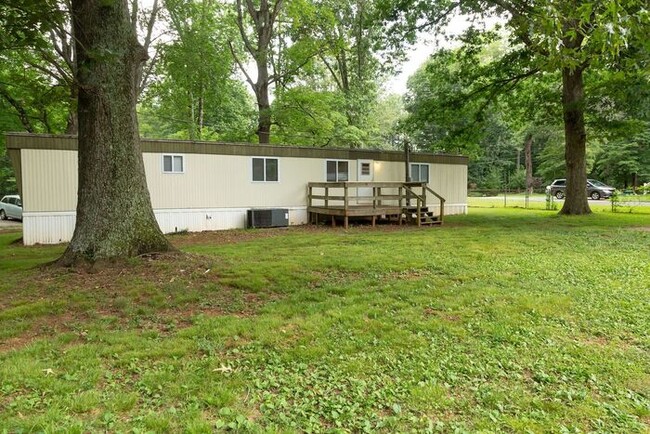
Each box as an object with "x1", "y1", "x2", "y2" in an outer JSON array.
[
  {"x1": 545, "y1": 179, "x2": 616, "y2": 200},
  {"x1": 0, "y1": 195, "x2": 22, "y2": 220}
]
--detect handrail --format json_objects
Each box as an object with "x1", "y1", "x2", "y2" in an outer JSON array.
[
  {"x1": 308, "y1": 181, "x2": 418, "y2": 189},
  {"x1": 425, "y1": 185, "x2": 445, "y2": 203},
  {"x1": 402, "y1": 185, "x2": 425, "y2": 203}
]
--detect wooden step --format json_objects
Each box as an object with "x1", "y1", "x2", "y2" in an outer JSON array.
[{"x1": 401, "y1": 207, "x2": 442, "y2": 226}]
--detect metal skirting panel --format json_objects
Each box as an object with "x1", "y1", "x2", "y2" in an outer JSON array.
[
  {"x1": 20, "y1": 205, "x2": 469, "y2": 246},
  {"x1": 23, "y1": 212, "x2": 76, "y2": 245},
  {"x1": 21, "y1": 208, "x2": 310, "y2": 245}
]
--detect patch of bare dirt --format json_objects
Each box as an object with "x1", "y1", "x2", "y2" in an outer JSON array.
[
  {"x1": 423, "y1": 307, "x2": 460, "y2": 322},
  {"x1": 2, "y1": 224, "x2": 429, "y2": 353},
  {"x1": 0, "y1": 252, "x2": 275, "y2": 353},
  {"x1": 168, "y1": 224, "x2": 422, "y2": 248}
]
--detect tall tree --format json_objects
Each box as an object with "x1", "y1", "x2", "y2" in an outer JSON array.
[
  {"x1": 231, "y1": 0, "x2": 331, "y2": 144},
  {"x1": 231, "y1": 0, "x2": 285, "y2": 143},
  {"x1": 60, "y1": 0, "x2": 171, "y2": 264},
  {"x1": 383, "y1": 0, "x2": 649, "y2": 214},
  {"x1": 314, "y1": 0, "x2": 405, "y2": 146},
  {"x1": 141, "y1": 0, "x2": 256, "y2": 141}
]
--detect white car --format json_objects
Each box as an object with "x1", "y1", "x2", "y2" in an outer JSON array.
[{"x1": 0, "y1": 195, "x2": 22, "y2": 220}]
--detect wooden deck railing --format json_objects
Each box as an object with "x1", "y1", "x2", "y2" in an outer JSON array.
[{"x1": 307, "y1": 181, "x2": 446, "y2": 226}]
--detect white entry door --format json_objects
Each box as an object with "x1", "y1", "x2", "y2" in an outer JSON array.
[{"x1": 357, "y1": 159, "x2": 374, "y2": 203}]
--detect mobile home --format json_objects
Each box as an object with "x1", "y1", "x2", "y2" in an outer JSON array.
[{"x1": 6, "y1": 133, "x2": 468, "y2": 245}]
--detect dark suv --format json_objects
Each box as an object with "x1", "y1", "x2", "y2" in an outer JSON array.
[{"x1": 546, "y1": 179, "x2": 615, "y2": 200}]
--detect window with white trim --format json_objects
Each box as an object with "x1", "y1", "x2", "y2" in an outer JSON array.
[
  {"x1": 163, "y1": 154, "x2": 184, "y2": 173},
  {"x1": 326, "y1": 160, "x2": 349, "y2": 182},
  {"x1": 410, "y1": 163, "x2": 429, "y2": 183},
  {"x1": 252, "y1": 157, "x2": 279, "y2": 182}
]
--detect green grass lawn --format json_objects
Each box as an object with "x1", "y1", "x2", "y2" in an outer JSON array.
[
  {"x1": 468, "y1": 193, "x2": 650, "y2": 214},
  {"x1": 1, "y1": 208, "x2": 649, "y2": 433}
]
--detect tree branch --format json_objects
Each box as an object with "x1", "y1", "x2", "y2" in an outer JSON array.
[
  {"x1": 270, "y1": 45, "x2": 327, "y2": 85},
  {"x1": 0, "y1": 86, "x2": 34, "y2": 132},
  {"x1": 235, "y1": 0, "x2": 257, "y2": 56},
  {"x1": 319, "y1": 54, "x2": 344, "y2": 92},
  {"x1": 229, "y1": 41, "x2": 255, "y2": 88}
]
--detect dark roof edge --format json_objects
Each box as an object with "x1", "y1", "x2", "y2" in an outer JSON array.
[{"x1": 5, "y1": 133, "x2": 469, "y2": 165}]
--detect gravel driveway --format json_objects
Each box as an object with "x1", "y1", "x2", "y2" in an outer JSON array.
[{"x1": 0, "y1": 219, "x2": 22, "y2": 230}]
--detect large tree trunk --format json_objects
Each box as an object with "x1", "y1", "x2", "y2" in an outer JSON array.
[
  {"x1": 524, "y1": 133, "x2": 533, "y2": 195},
  {"x1": 256, "y1": 86, "x2": 272, "y2": 144},
  {"x1": 233, "y1": 0, "x2": 282, "y2": 145},
  {"x1": 60, "y1": 0, "x2": 171, "y2": 265},
  {"x1": 559, "y1": 66, "x2": 591, "y2": 215},
  {"x1": 255, "y1": 53, "x2": 272, "y2": 144}
]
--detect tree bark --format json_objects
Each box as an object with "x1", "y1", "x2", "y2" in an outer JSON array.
[
  {"x1": 559, "y1": 66, "x2": 591, "y2": 215},
  {"x1": 256, "y1": 61, "x2": 272, "y2": 144},
  {"x1": 233, "y1": 0, "x2": 282, "y2": 144},
  {"x1": 60, "y1": 0, "x2": 171, "y2": 265},
  {"x1": 524, "y1": 133, "x2": 533, "y2": 195}
]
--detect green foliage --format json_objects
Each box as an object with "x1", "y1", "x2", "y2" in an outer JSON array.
[
  {"x1": 0, "y1": 0, "x2": 63, "y2": 51},
  {"x1": 507, "y1": 169, "x2": 526, "y2": 190},
  {"x1": 402, "y1": 49, "x2": 483, "y2": 154},
  {"x1": 0, "y1": 49, "x2": 70, "y2": 134},
  {"x1": 0, "y1": 143, "x2": 16, "y2": 195},
  {"x1": 0, "y1": 47, "x2": 71, "y2": 194},
  {"x1": 273, "y1": 88, "x2": 403, "y2": 147},
  {"x1": 272, "y1": 87, "x2": 349, "y2": 146},
  {"x1": 402, "y1": 40, "x2": 566, "y2": 189},
  {"x1": 267, "y1": 0, "x2": 405, "y2": 147},
  {"x1": 592, "y1": 125, "x2": 650, "y2": 187},
  {"x1": 140, "y1": 0, "x2": 256, "y2": 141}
]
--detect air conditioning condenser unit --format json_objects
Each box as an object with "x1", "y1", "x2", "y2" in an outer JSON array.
[{"x1": 246, "y1": 208, "x2": 289, "y2": 228}]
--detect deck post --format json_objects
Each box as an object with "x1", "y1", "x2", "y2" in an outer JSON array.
[
  {"x1": 399, "y1": 186, "x2": 403, "y2": 208},
  {"x1": 324, "y1": 186, "x2": 329, "y2": 208},
  {"x1": 377, "y1": 187, "x2": 382, "y2": 206},
  {"x1": 417, "y1": 199, "x2": 421, "y2": 227},
  {"x1": 422, "y1": 184, "x2": 426, "y2": 207},
  {"x1": 440, "y1": 199, "x2": 445, "y2": 225},
  {"x1": 331, "y1": 215, "x2": 336, "y2": 227},
  {"x1": 344, "y1": 216, "x2": 349, "y2": 229},
  {"x1": 372, "y1": 215, "x2": 376, "y2": 227}
]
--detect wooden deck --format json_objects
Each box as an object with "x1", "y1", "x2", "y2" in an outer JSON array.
[{"x1": 307, "y1": 182, "x2": 445, "y2": 229}]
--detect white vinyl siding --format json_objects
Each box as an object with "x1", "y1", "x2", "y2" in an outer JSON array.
[{"x1": 18, "y1": 147, "x2": 468, "y2": 244}]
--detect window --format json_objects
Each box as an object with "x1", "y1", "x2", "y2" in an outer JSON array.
[
  {"x1": 410, "y1": 163, "x2": 429, "y2": 183},
  {"x1": 163, "y1": 154, "x2": 184, "y2": 173},
  {"x1": 252, "y1": 157, "x2": 279, "y2": 182},
  {"x1": 361, "y1": 162, "x2": 370, "y2": 176},
  {"x1": 326, "y1": 160, "x2": 349, "y2": 182}
]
